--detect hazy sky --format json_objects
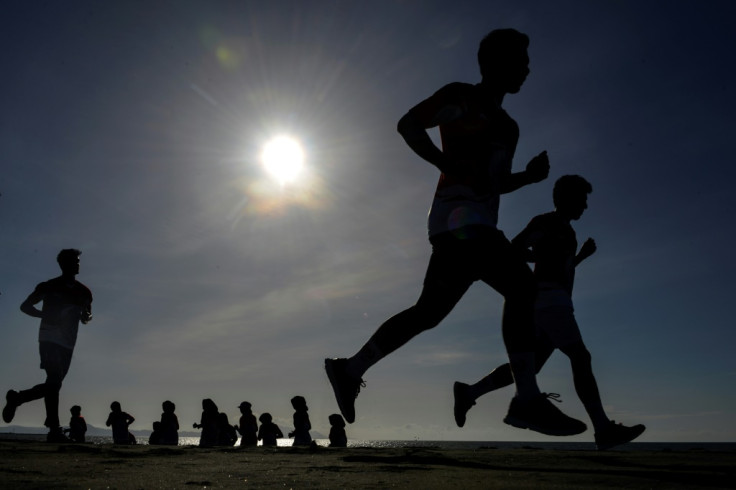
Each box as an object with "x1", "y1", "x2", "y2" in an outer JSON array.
[{"x1": 2, "y1": 0, "x2": 735, "y2": 443}]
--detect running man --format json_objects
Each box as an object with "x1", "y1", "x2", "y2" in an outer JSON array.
[
  {"x1": 453, "y1": 175, "x2": 646, "y2": 449},
  {"x1": 3, "y1": 249, "x2": 93, "y2": 442},
  {"x1": 325, "y1": 28, "x2": 586, "y2": 436}
]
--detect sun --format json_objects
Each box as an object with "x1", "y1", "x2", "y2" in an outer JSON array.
[{"x1": 261, "y1": 136, "x2": 305, "y2": 185}]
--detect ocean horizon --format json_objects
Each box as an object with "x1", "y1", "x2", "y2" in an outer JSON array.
[{"x1": 1, "y1": 433, "x2": 734, "y2": 452}]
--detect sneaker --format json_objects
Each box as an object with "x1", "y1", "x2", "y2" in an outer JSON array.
[
  {"x1": 46, "y1": 428, "x2": 71, "y2": 443},
  {"x1": 324, "y1": 358, "x2": 364, "y2": 424},
  {"x1": 503, "y1": 393, "x2": 587, "y2": 436},
  {"x1": 2, "y1": 390, "x2": 19, "y2": 424},
  {"x1": 595, "y1": 421, "x2": 646, "y2": 450},
  {"x1": 453, "y1": 382, "x2": 475, "y2": 428}
]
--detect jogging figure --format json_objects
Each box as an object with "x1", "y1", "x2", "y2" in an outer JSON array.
[
  {"x1": 3, "y1": 249, "x2": 93, "y2": 442},
  {"x1": 453, "y1": 175, "x2": 646, "y2": 449},
  {"x1": 325, "y1": 28, "x2": 585, "y2": 436}
]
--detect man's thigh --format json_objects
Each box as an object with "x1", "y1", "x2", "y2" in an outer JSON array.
[
  {"x1": 535, "y1": 306, "x2": 583, "y2": 349},
  {"x1": 39, "y1": 342, "x2": 73, "y2": 385},
  {"x1": 420, "y1": 238, "x2": 476, "y2": 310}
]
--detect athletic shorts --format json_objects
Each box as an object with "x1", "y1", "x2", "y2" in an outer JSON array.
[
  {"x1": 39, "y1": 341, "x2": 74, "y2": 379},
  {"x1": 535, "y1": 305, "x2": 582, "y2": 349}
]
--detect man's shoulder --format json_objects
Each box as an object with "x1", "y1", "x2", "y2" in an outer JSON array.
[
  {"x1": 530, "y1": 212, "x2": 575, "y2": 237},
  {"x1": 74, "y1": 280, "x2": 93, "y2": 297},
  {"x1": 430, "y1": 82, "x2": 476, "y2": 101},
  {"x1": 33, "y1": 276, "x2": 63, "y2": 291},
  {"x1": 528, "y1": 211, "x2": 558, "y2": 227}
]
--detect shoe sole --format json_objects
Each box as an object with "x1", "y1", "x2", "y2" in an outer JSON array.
[
  {"x1": 324, "y1": 359, "x2": 355, "y2": 424},
  {"x1": 503, "y1": 414, "x2": 587, "y2": 436},
  {"x1": 596, "y1": 425, "x2": 646, "y2": 450}
]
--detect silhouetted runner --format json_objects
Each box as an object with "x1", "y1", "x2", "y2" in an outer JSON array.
[
  {"x1": 3, "y1": 249, "x2": 93, "y2": 443},
  {"x1": 325, "y1": 29, "x2": 585, "y2": 436},
  {"x1": 453, "y1": 175, "x2": 646, "y2": 449}
]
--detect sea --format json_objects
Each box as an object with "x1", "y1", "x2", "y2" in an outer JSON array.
[{"x1": 1, "y1": 433, "x2": 734, "y2": 452}]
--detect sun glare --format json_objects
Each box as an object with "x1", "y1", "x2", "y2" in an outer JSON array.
[{"x1": 261, "y1": 136, "x2": 305, "y2": 185}]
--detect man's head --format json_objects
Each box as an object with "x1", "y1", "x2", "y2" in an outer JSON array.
[
  {"x1": 478, "y1": 28, "x2": 530, "y2": 93},
  {"x1": 553, "y1": 175, "x2": 592, "y2": 220},
  {"x1": 57, "y1": 248, "x2": 81, "y2": 275}
]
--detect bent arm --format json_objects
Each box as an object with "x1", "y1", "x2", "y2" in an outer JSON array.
[
  {"x1": 20, "y1": 291, "x2": 44, "y2": 318},
  {"x1": 397, "y1": 110, "x2": 456, "y2": 174},
  {"x1": 574, "y1": 238, "x2": 597, "y2": 266},
  {"x1": 397, "y1": 85, "x2": 467, "y2": 175},
  {"x1": 499, "y1": 151, "x2": 549, "y2": 194}
]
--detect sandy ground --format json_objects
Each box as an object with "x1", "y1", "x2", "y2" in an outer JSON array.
[{"x1": 0, "y1": 438, "x2": 734, "y2": 489}]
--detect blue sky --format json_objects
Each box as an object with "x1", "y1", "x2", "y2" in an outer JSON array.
[{"x1": 1, "y1": 0, "x2": 734, "y2": 443}]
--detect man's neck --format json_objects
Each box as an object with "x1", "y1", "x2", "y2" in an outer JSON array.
[
  {"x1": 60, "y1": 272, "x2": 77, "y2": 283},
  {"x1": 477, "y1": 79, "x2": 506, "y2": 109},
  {"x1": 553, "y1": 209, "x2": 572, "y2": 224}
]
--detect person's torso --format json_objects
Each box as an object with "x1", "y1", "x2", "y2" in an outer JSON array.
[
  {"x1": 427, "y1": 83, "x2": 519, "y2": 236},
  {"x1": 37, "y1": 277, "x2": 92, "y2": 349},
  {"x1": 530, "y1": 213, "x2": 578, "y2": 294}
]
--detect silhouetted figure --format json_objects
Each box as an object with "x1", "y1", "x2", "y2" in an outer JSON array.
[
  {"x1": 217, "y1": 412, "x2": 237, "y2": 446},
  {"x1": 257, "y1": 413, "x2": 282, "y2": 447},
  {"x1": 66, "y1": 405, "x2": 87, "y2": 443},
  {"x1": 288, "y1": 396, "x2": 312, "y2": 446},
  {"x1": 159, "y1": 400, "x2": 179, "y2": 446},
  {"x1": 235, "y1": 401, "x2": 258, "y2": 447},
  {"x1": 149, "y1": 421, "x2": 163, "y2": 445},
  {"x1": 106, "y1": 401, "x2": 136, "y2": 444},
  {"x1": 193, "y1": 398, "x2": 219, "y2": 447},
  {"x1": 325, "y1": 29, "x2": 584, "y2": 436},
  {"x1": 3, "y1": 249, "x2": 93, "y2": 442},
  {"x1": 453, "y1": 175, "x2": 646, "y2": 450},
  {"x1": 328, "y1": 414, "x2": 347, "y2": 448}
]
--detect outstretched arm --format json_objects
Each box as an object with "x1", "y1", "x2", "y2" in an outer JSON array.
[
  {"x1": 574, "y1": 238, "x2": 597, "y2": 266},
  {"x1": 499, "y1": 151, "x2": 549, "y2": 194}
]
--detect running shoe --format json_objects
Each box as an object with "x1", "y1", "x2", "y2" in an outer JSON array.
[
  {"x1": 2, "y1": 390, "x2": 19, "y2": 424},
  {"x1": 46, "y1": 428, "x2": 71, "y2": 443},
  {"x1": 453, "y1": 382, "x2": 476, "y2": 428},
  {"x1": 595, "y1": 421, "x2": 646, "y2": 450},
  {"x1": 324, "y1": 358, "x2": 364, "y2": 424},
  {"x1": 503, "y1": 393, "x2": 587, "y2": 436}
]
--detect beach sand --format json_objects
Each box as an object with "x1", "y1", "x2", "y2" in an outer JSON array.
[{"x1": 0, "y1": 438, "x2": 734, "y2": 489}]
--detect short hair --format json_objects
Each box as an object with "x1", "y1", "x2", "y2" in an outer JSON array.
[
  {"x1": 57, "y1": 248, "x2": 81, "y2": 266},
  {"x1": 477, "y1": 28, "x2": 529, "y2": 77},
  {"x1": 553, "y1": 175, "x2": 593, "y2": 208}
]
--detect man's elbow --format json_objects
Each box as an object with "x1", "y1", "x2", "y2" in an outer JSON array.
[{"x1": 397, "y1": 112, "x2": 417, "y2": 137}]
